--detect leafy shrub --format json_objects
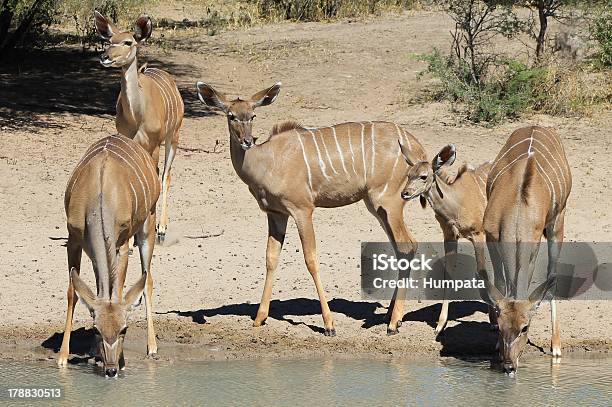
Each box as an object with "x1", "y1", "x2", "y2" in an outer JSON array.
[
  {"x1": 418, "y1": 50, "x2": 548, "y2": 123},
  {"x1": 591, "y1": 11, "x2": 612, "y2": 67}
]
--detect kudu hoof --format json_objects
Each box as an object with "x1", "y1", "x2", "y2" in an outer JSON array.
[
  {"x1": 387, "y1": 326, "x2": 400, "y2": 336},
  {"x1": 324, "y1": 328, "x2": 337, "y2": 337},
  {"x1": 156, "y1": 231, "x2": 166, "y2": 244}
]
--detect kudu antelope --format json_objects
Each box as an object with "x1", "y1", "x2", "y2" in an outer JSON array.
[
  {"x1": 58, "y1": 135, "x2": 161, "y2": 377},
  {"x1": 94, "y1": 11, "x2": 184, "y2": 243},
  {"x1": 480, "y1": 125, "x2": 572, "y2": 375},
  {"x1": 196, "y1": 81, "x2": 427, "y2": 335},
  {"x1": 398, "y1": 144, "x2": 495, "y2": 334}
]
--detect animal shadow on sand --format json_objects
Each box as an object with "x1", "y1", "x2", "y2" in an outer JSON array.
[
  {"x1": 404, "y1": 301, "x2": 498, "y2": 360},
  {"x1": 42, "y1": 327, "x2": 95, "y2": 365},
  {"x1": 162, "y1": 298, "x2": 385, "y2": 335}
]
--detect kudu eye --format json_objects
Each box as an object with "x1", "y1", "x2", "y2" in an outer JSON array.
[
  {"x1": 123, "y1": 41, "x2": 133, "y2": 46},
  {"x1": 521, "y1": 325, "x2": 529, "y2": 334},
  {"x1": 120, "y1": 327, "x2": 128, "y2": 336},
  {"x1": 419, "y1": 174, "x2": 428, "y2": 180}
]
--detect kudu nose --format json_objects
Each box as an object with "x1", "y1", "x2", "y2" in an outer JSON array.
[
  {"x1": 503, "y1": 363, "x2": 516, "y2": 375},
  {"x1": 401, "y1": 191, "x2": 411, "y2": 200},
  {"x1": 105, "y1": 368, "x2": 118, "y2": 378}
]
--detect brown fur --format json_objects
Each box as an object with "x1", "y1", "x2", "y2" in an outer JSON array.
[
  {"x1": 270, "y1": 120, "x2": 304, "y2": 136},
  {"x1": 197, "y1": 81, "x2": 427, "y2": 335},
  {"x1": 483, "y1": 125, "x2": 572, "y2": 372},
  {"x1": 58, "y1": 135, "x2": 161, "y2": 373},
  {"x1": 400, "y1": 147, "x2": 493, "y2": 334},
  {"x1": 95, "y1": 11, "x2": 184, "y2": 243}
]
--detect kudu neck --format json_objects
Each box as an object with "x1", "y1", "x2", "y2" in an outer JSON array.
[
  {"x1": 120, "y1": 57, "x2": 144, "y2": 120},
  {"x1": 228, "y1": 130, "x2": 263, "y2": 186}
]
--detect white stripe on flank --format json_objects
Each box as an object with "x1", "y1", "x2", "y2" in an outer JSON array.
[
  {"x1": 370, "y1": 122, "x2": 376, "y2": 177},
  {"x1": 489, "y1": 137, "x2": 531, "y2": 175},
  {"x1": 360, "y1": 122, "x2": 367, "y2": 183},
  {"x1": 297, "y1": 131, "x2": 314, "y2": 199},
  {"x1": 473, "y1": 174, "x2": 487, "y2": 201},
  {"x1": 532, "y1": 140, "x2": 566, "y2": 199},
  {"x1": 534, "y1": 158, "x2": 555, "y2": 205},
  {"x1": 378, "y1": 146, "x2": 401, "y2": 199},
  {"x1": 332, "y1": 127, "x2": 348, "y2": 175},
  {"x1": 533, "y1": 129, "x2": 570, "y2": 183},
  {"x1": 347, "y1": 125, "x2": 358, "y2": 175},
  {"x1": 319, "y1": 129, "x2": 338, "y2": 175},
  {"x1": 395, "y1": 124, "x2": 411, "y2": 150},
  {"x1": 129, "y1": 182, "x2": 138, "y2": 218},
  {"x1": 107, "y1": 143, "x2": 151, "y2": 211},
  {"x1": 527, "y1": 130, "x2": 534, "y2": 156},
  {"x1": 145, "y1": 70, "x2": 174, "y2": 134},
  {"x1": 488, "y1": 152, "x2": 530, "y2": 195},
  {"x1": 110, "y1": 135, "x2": 157, "y2": 185},
  {"x1": 308, "y1": 129, "x2": 330, "y2": 180}
]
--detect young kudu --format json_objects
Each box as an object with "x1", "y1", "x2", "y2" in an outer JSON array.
[
  {"x1": 398, "y1": 144, "x2": 494, "y2": 334},
  {"x1": 196, "y1": 82, "x2": 427, "y2": 335},
  {"x1": 481, "y1": 125, "x2": 572, "y2": 375},
  {"x1": 59, "y1": 135, "x2": 160, "y2": 377},
  {"x1": 95, "y1": 11, "x2": 184, "y2": 242}
]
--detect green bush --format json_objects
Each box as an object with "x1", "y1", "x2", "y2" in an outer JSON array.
[
  {"x1": 592, "y1": 11, "x2": 612, "y2": 67},
  {"x1": 418, "y1": 50, "x2": 548, "y2": 123}
]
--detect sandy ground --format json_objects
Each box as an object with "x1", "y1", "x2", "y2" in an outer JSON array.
[{"x1": 0, "y1": 10, "x2": 611, "y2": 363}]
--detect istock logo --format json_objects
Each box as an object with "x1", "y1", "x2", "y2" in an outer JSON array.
[{"x1": 372, "y1": 253, "x2": 433, "y2": 271}]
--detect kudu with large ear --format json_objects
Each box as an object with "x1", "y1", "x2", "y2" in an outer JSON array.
[
  {"x1": 478, "y1": 270, "x2": 505, "y2": 307},
  {"x1": 196, "y1": 82, "x2": 229, "y2": 112},
  {"x1": 124, "y1": 274, "x2": 147, "y2": 310},
  {"x1": 432, "y1": 144, "x2": 456, "y2": 172},
  {"x1": 398, "y1": 139, "x2": 422, "y2": 166},
  {"x1": 70, "y1": 268, "x2": 98, "y2": 314},
  {"x1": 93, "y1": 11, "x2": 116, "y2": 40},
  {"x1": 250, "y1": 82, "x2": 281, "y2": 108},
  {"x1": 134, "y1": 15, "x2": 153, "y2": 43},
  {"x1": 528, "y1": 273, "x2": 557, "y2": 307}
]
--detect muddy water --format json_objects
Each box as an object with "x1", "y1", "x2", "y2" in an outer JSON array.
[{"x1": 0, "y1": 357, "x2": 610, "y2": 405}]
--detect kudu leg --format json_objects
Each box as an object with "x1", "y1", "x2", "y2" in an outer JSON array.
[
  {"x1": 368, "y1": 200, "x2": 417, "y2": 335},
  {"x1": 254, "y1": 212, "x2": 289, "y2": 327},
  {"x1": 436, "y1": 227, "x2": 457, "y2": 335},
  {"x1": 473, "y1": 234, "x2": 497, "y2": 329},
  {"x1": 137, "y1": 212, "x2": 158, "y2": 355},
  {"x1": 293, "y1": 210, "x2": 335, "y2": 336},
  {"x1": 548, "y1": 211, "x2": 565, "y2": 358},
  {"x1": 58, "y1": 239, "x2": 82, "y2": 367},
  {"x1": 157, "y1": 138, "x2": 178, "y2": 244},
  {"x1": 116, "y1": 241, "x2": 130, "y2": 298}
]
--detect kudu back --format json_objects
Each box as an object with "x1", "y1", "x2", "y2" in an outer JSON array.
[
  {"x1": 481, "y1": 125, "x2": 572, "y2": 375},
  {"x1": 58, "y1": 135, "x2": 161, "y2": 377}
]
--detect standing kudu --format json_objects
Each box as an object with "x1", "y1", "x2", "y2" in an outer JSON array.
[
  {"x1": 94, "y1": 11, "x2": 184, "y2": 243},
  {"x1": 481, "y1": 126, "x2": 572, "y2": 375},
  {"x1": 58, "y1": 135, "x2": 160, "y2": 377},
  {"x1": 399, "y1": 143, "x2": 495, "y2": 334},
  {"x1": 196, "y1": 81, "x2": 427, "y2": 335}
]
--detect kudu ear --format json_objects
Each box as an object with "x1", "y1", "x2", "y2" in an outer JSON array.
[
  {"x1": 134, "y1": 15, "x2": 152, "y2": 43},
  {"x1": 432, "y1": 144, "x2": 456, "y2": 172},
  {"x1": 529, "y1": 274, "x2": 557, "y2": 307},
  {"x1": 124, "y1": 274, "x2": 147, "y2": 311},
  {"x1": 93, "y1": 11, "x2": 116, "y2": 40},
  {"x1": 478, "y1": 270, "x2": 504, "y2": 307},
  {"x1": 398, "y1": 139, "x2": 421, "y2": 166},
  {"x1": 250, "y1": 82, "x2": 281, "y2": 108},
  {"x1": 70, "y1": 268, "x2": 97, "y2": 314},
  {"x1": 196, "y1": 82, "x2": 228, "y2": 112}
]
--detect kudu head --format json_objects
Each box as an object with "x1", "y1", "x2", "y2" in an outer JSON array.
[
  {"x1": 196, "y1": 82, "x2": 282, "y2": 150},
  {"x1": 70, "y1": 268, "x2": 146, "y2": 378},
  {"x1": 481, "y1": 273, "x2": 557, "y2": 376},
  {"x1": 94, "y1": 11, "x2": 152, "y2": 68},
  {"x1": 399, "y1": 143, "x2": 456, "y2": 203}
]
